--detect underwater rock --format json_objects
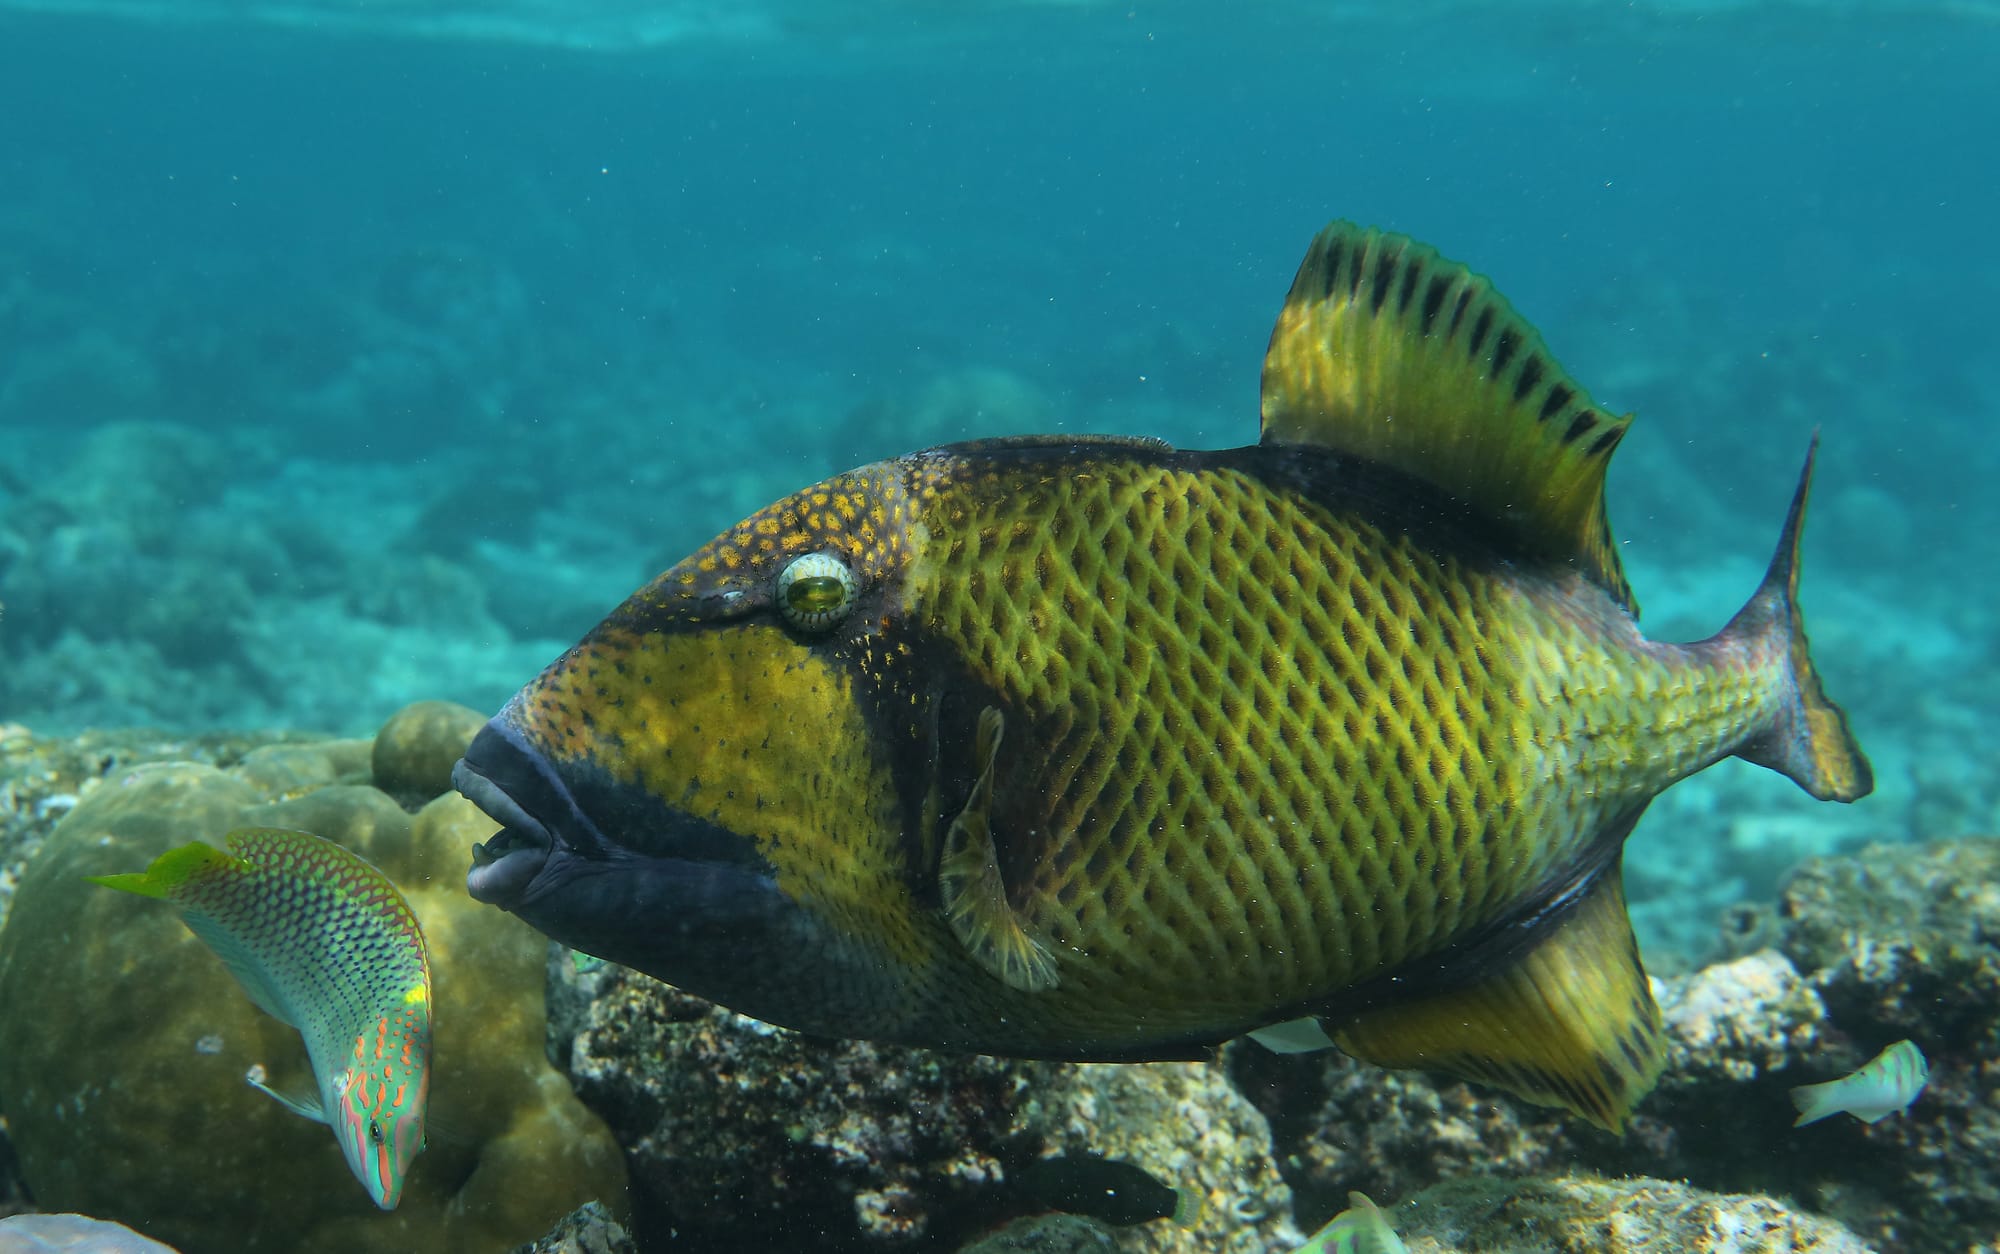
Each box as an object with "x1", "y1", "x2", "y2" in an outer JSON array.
[
  {"x1": 564, "y1": 967, "x2": 1299, "y2": 1252},
  {"x1": 954, "y1": 1213, "x2": 1116, "y2": 1254},
  {"x1": 370, "y1": 699, "x2": 487, "y2": 805},
  {"x1": 0, "y1": 1212, "x2": 184, "y2": 1253},
  {"x1": 0, "y1": 705, "x2": 626, "y2": 1254},
  {"x1": 508, "y1": 1201, "x2": 638, "y2": 1254},
  {"x1": 1760, "y1": 838, "x2": 2000, "y2": 1252},
  {"x1": 1394, "y1": 1172, "x2": 1872, "y2": 1253}
]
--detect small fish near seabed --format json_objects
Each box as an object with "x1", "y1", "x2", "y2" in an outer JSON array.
[
  {"x1": 453, "y1": 219, "x2": 1871, "y2": 1132},
  {"x1": 88, "y1": 828, "x2": 433, "y2": 1209},
  {"x1": 1791, "y1": 1039, "x2": 1928, "y2": 1127},
  {"x1": 1289, "y1": 1191, "x2": 1407, "y2": 1254}
]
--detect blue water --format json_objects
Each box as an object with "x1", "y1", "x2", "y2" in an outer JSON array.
[{"x1": 0, "y1": 4, "x2": 1995, "y2": 1246}]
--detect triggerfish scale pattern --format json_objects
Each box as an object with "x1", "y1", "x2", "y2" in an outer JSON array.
[{"x1": 88, "y1": 828, "x2": 432, "y2": 1209}]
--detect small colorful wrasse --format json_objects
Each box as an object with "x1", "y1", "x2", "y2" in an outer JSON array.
[
  {"x1": 88, "y1": 828, "x2": 433, "y2": 1209},
  {"x1": 1791, "y1": 1039, "x2": 1928, "y2": 1127},
  {"x1": 1289, "y1": 1192, "x2": 1406, "y2": 1254}
]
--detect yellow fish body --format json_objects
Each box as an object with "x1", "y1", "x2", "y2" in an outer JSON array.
[{"x1": 454, "y1": 222, "x2": 1870, "y2": 1131}]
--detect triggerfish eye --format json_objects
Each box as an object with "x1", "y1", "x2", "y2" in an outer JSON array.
[{"x1": 776, "y1": 551, "x2": 858, "y2": 631}]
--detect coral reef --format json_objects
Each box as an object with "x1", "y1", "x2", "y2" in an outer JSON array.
[
  {"x1": 562, "y1": 968, "x2": 1299, "y2": 1253},
  {"x1": 0, "y1": 704, "x2": 627, "y2": 1253},
  {"x1": 1394, "y1": 1173, "x2": 1872, "y2": 1253},
  {"x1": 509, "y1": 1202, "x2": 639, "y2": 1254}
]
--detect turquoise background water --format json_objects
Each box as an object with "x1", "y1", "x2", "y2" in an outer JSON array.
[{"x1": 0, "y1": 1, "x2": 1993, "y2": 958}]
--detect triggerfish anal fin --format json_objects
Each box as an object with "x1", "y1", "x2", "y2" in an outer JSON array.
[
  {"x1": 1260, "y1": 221, "x2": 1637, "y2": 613},
  {"x1": 1331, "y1": 854, "x2": 1665, "y2": 1133},
  {"x1": 937, "y1": 705, "x2": 1060, "y2": 993},
  {"x1": 88, "y1": 828, "x2": 433, "y2": 1210}
]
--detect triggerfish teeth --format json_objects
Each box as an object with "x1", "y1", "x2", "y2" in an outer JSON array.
[
  {"x1": 89, "y1": 828, "x2": 433, "y2": 1209},
  {"x1": 453, "y1": 219, "x2": 1870, "y2": 1134}
]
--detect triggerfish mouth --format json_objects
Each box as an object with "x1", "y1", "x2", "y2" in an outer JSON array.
[
  {"x1": 454, "y1": 220, "x2": 1871, "y2": 1131},
  {"x1": 90, "y1": 828, "x2": 432, "y2": 1208}
]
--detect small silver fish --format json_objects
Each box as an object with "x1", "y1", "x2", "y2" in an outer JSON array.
[
  {"x1": 1791, "y1": 1039, "x2": 1928, "y2": 1127},
  {"x1": 1289, "y1": 1191, "x2": 1406, "y2": 1254}
]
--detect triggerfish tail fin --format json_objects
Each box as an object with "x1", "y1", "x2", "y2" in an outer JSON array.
[
  {"x1": 1332, "y1": 853, "x2": 1665, "y2": 1133},
  {"x1": 1260, "y1": 220, "x2": 1638, "y2": 613},
  {"x1": 1722, "y1": 433, "x2": 1873, "y2": 803}
]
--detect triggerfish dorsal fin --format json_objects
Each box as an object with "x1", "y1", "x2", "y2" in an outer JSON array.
[
  {"x1": 938, "y1": 706, "x2": 1060, "y2": 993},
  {"x1": 1331, "y1": 855, "x2": 1665, "y2": 1133},
  {"x1": 1260, "y1": 221, "x2": 1637, "y2": 613}
]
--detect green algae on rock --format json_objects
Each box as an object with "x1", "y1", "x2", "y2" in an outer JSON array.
[{"x1": 0, "y1": 704, "x2": 626, "y2": 1254}]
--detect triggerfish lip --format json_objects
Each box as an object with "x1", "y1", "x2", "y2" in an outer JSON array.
[{"x1": 454, "y1": 718, "x2": 597, "y2": 908}]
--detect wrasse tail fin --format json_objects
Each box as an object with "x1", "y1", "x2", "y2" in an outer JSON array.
[
  {"x1": 89, "y1": 839, "x2": 302, "y2": 1026},
  {"x1": 1725, "y1": 434, "x2": 1873, "y2": 802},
  {"x1": 1260, "y1": 220, "x2": 1637, "y2": 613},
  {"x1": 85, "y1": 839, "x2": 240, "y2": 899},
  {"x1": 1788, "y1": 1076, "x2": 1852, "y2": 1127},
  {"x1": 1332, "y1": 859, "x2": 1664, "y2": 1133}
]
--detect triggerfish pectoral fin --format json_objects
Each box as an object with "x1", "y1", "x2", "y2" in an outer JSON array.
[
  {"x1": 1332, "y1": 856, "x2": 1664, "y2": 1133},
  {"x1": 88, "y1": 828, "x2": 433, "y2": 1209},
  {"x1": 937, "y1": 706, "x2": 1060, "y2": 993}
]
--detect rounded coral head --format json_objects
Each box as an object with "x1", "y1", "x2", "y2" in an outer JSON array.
[{"x1": 332, "y1": 1007, "x2": 431, "y2": 1210}]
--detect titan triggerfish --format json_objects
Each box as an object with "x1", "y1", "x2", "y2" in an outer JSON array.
[
  {"x1": 89, "y1": 828, "x2": 432, "y2": 1208},
  {"x1": 453, "y1": 220, "x2": 1870, "y2": 1131}
]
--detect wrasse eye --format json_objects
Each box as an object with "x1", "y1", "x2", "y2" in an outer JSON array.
[
  {"x1": 370, "y1": 1119, "x2": 385, "y2": 1145},
  {"x1": 776, "y1": 552, "x2": 858, "y2": 632}
]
